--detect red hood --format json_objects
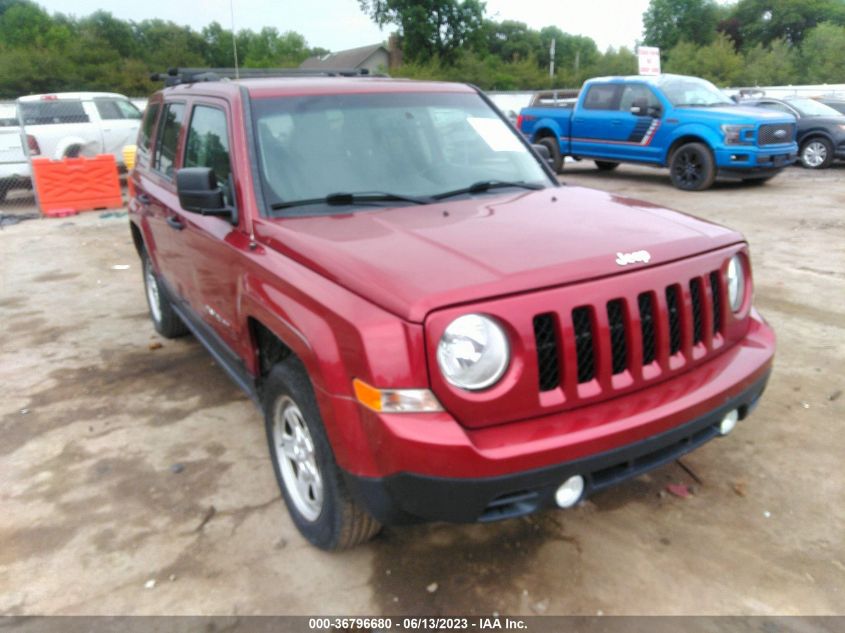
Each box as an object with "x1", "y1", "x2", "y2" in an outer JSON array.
[{"x1": 253, "y1": 186, "x2": 743, "y2": 323}]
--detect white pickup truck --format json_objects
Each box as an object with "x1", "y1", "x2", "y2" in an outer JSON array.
[
  {"x1": 0, "y1": 103, "x2": 30, "y2": 203},
  {"x1": 16, "y1": 92, "x2": 142, "y2": 167}
]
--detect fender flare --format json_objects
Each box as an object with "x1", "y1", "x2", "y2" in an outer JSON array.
[{"x1": 53, "y1": 136, "x2": 97, "y2": 160}]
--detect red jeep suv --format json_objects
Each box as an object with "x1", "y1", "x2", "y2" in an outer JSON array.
[{"x1": 129, "y1": 69, "x2": 775, "y2": 550}]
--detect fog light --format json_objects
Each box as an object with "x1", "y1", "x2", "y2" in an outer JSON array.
[
  {"x1": 719, "y1": 409, "x2": 739, "y2": 435},
  {"x1": 555, "y1": 475, "x2": 585, "y2": 508}
]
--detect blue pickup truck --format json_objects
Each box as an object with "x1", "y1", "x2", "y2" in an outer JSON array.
[{"x1": 517, "y1": 74, "x2": 798, "y2": 190}]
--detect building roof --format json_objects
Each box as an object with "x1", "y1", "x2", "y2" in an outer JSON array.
[{"x1": 300, "y1": 44, "x2": 387, "y2": 70}]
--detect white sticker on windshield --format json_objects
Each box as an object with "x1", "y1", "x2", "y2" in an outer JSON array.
[{"x1": 467, "y1": 117, "x2": 524, "y2": 152}]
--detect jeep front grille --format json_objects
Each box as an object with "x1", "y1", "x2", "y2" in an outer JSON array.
[{"x1": 534, "y1": 270, "x2": 725, "y2": 392}]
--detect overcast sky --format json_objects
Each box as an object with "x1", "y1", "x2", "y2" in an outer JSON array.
[{"x1": 34, "y1": 0, "x2": 658, "y2": 52}]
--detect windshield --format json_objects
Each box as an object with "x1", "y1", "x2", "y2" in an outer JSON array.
[
  {"x1": 251, "y1": 91, "x2": 551, "y2": 214},
  {"x1": 787, "y1": 98, "x2": 843, "y2": 117},
  {"x1": 658, "y1": 76, "x2": 733, "y2": 107}
]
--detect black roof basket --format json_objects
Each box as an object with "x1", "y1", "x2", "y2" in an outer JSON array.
[{"x1": 150, "y1": 67, "x2": 382, "y2": 87}]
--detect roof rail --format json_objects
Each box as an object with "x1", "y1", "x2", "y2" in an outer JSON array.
[{"x1": 150, "y1": 67, "x2": 383, "y2": 86}]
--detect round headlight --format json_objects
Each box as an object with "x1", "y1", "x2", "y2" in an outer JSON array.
[
  {"x1": 436, "y1": 314, "x2": 509, "y2": 391},
  {"x1": 726, "y1": 254, "x2": 746, "y2": 312}
]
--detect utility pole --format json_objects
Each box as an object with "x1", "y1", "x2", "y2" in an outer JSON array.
[{"x1": 549, "y1": 38, "x2": 556, "y2": 78}]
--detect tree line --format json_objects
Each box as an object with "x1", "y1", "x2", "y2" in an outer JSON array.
[{"x1": 1, "y1": 0, "x2": 844, "y2": 99}]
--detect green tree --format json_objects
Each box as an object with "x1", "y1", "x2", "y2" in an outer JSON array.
[
  {"x1": 586, "y1": 47, "x2": 637, "y2": 78},
  {"x1": 643, "y1": 0, "x2": 719, "y2": 52},
  {"x1": 731, "y1": 0, "x2": 845, "y2": 48},
  {"x1": 800, "y1": 21, "x2": 845, "y2": 82},
  {"x1": 665, "y1": 34, "x2": 743, "y2": 84},
  {"x1": 739, "y1": 39, "x2": 798, "y2": 85},
  {"x1": 357, "y1": 0, "x2": 486, "y2": 63}
]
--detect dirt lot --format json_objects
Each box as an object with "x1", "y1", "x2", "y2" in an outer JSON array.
[{"x1": 1, "y1": 164, "x2": 843, "y2": 616}]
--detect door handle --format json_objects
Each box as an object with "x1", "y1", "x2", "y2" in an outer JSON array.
[
  {"x1": 136, "y1": 193, "x2": 151, "y2": 204},
  {"x1": 166, "y1": 216, "x2": 184, "y2": 231}
]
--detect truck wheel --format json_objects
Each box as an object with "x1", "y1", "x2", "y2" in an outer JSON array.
[
  {"x1": 595, "y1": 161, "x2": 619, "y2": 171},
  {"x1": 799, "y1": 137, "x2": 833, "y2": 169},
  {"x1": 669, "y1": 143, "x2": 715, "y2": 191},
  {"x1": 538, "y1": 137, "x2": 563, "y2": 173},
  {"x1": 263, "y1": 357, "x2": 381, "y2": 550},
  {"x1": 142, "y1": 251, "x2": 189, "y2": 338}
]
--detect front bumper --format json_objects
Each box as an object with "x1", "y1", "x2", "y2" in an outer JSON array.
[
  {"x1": 714, "y1": 146, "x2": 797, "y2": 177},
  {"x1": 346, "y1": 368, "x2": 769, "y2": 524},
  {"x1": 341, "y1": 312, "x2": 775, "y2": 525}
]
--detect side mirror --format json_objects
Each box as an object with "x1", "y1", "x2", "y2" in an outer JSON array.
[
  {"x1": 532, "y1": 143, "x2": 554, "y2": 167},
  {"x1": 176, "y1": 167, "x2": 232, "y2": 220},
  {"x1": 630, "y1": 98, "x2": 649, "y2": 117}
]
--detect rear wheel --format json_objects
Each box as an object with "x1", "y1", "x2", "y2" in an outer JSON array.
[
  {"x1": 264, "y1": 358, "x2": 381, "y2": 550},
  {"x1": 799, "y1": 137, "x2": 833, "y2": 169},
  {"x1": 142, "y1": 251, "x2": 189, "y2": 338},
  {"x1": 537, "y1": 137, "x2": 563, "y2": 173},
  {"x1": 594, "y1": 160, "x2": 619, "y2": 171},
  {"x1": 669, "y1": 142, "x2": 715, "y2": 191}
]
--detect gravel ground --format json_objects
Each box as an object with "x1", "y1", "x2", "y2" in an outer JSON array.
[{"x1": 0, "y1": 164, "x2": 843, "y2": 615}]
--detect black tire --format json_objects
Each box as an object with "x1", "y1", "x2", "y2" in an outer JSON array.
[
  {"x1": 595, "y1": 160, "x2": 619, "y2": 171},
  {"x1": 669, "y1": 142, "x2": 716, "y2": 191},
  {"x1": 141, "y1": 250, "x2": 189, "y2": 338},
  {"x1": 537, "y1": 137, "x2": 563, "y2": 173},
  {"x1": 799, "y1": 137, "x2": 834, "y2": 169},
  {"x1": 263, "y1": 357, "x2": 381, "y2": 550}
]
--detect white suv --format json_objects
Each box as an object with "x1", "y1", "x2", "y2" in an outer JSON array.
[{"x1": 16, "y1": 92, "x2": 142, "y2": 167}]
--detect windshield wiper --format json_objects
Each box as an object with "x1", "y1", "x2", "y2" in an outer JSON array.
[
  {"x1": 270, "y1": 191, "x2": 433, "y2": 211},
  {"x1": 431, "y1": 180, "x2": 544, "y2": 201}
]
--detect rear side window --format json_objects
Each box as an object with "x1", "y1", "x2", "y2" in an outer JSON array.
[
  {"x1": 19, "y1": 100, "x2": 89, "y2": 125},
  {"x1": 153, "y1": 103, "x2": 185, "y2": 178},
  {"x1": 583, "y1": 85, "x2": 620, "y2": 111},
  {"x1": 138, "y1": 103, "x2": 161, "y2": 151},
  {"x1": 96, "y1": 99, "x2": 143, "y2": 121}
]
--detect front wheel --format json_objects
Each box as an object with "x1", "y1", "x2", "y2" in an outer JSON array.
[
  {"x1": 799, "y1": 137, "x2": 833, "y2": 169},
  {"x1": 595, "y1": 160, "x2": 619, "y2": 171},
  {"x1": 669, "y1": 143, "x2": 715, "y2": 191},
  {"x1": 264, "y1": 358, "x2": 381, "y2": 550},
  {"x1": 537, "y1": 137, "x2": 563, "y2": 174}
]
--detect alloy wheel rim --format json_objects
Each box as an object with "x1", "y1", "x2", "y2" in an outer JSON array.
[
  {"x1": 803, "y1": 142, "x2": 827, "y2": 168},
  {"x1": 675, "y1": 150, "x2": 702, "y2": 187},
  {"x1": 145, "y1": 261, "x2": 163, "y2": 323},
  {"x1": 273, "y1": 396, "x2": 323, "y2": 521}
]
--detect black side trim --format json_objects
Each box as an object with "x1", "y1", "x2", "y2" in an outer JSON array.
[
  {"x1": 162, "y1": 279, "x2": 260, "y2": 405},
  {"x1": 344, "y1": 368, "x2": 771, "y2": 525}
]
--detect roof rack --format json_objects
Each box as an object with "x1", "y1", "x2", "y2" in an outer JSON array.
[{"x1": 150, "y1": 67, "x2": 382, "y2": 87}]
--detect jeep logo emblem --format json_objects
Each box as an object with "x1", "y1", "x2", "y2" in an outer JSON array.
[
  {"x1": 774, "y1": 129, "x2": 787, "y2": 138},
  {"x1": 616, "y1": 250, "x2": 652, "y2": 266}
]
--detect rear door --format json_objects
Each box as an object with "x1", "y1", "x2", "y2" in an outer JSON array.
[
  {"x1": 140, "y1": 101, "x2": 193, "y2": 299},
  {"x1": 570, "y1": 83, "x2": 622, "y2": 158},
  {"x1": 93, "y1": 97, "x2": 144, "y2": 163}
]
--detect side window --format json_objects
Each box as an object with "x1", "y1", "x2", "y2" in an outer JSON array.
[
  {"x1": 183, "y1": 105, "x2": 234, "y2": 205},
  {"x1": 619, "y1": 85, "x2": 661, "y2": 112},
  {"x1": 94, "y1": 99, "x2": 122, "y2": 120},
  {"x1": 116, "y1": 100, "x2": 142, "y2": 120},
  {"x1": 583, "y1": 85, "x2": 620, "y2": 111},
  {"x1": 138, "y1": 103, "x2": 161, "y2": 151},
  {"x1": 153, "y1": 103, "x2": 185, "y2": 179}
]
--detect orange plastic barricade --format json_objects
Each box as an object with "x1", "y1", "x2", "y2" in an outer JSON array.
[{"x1": 31, "y1": 155, "x2": 123, "y2": 217}]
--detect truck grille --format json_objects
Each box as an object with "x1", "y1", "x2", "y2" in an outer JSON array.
[
  {"x1": 534, "y1": 270, "x2": 724, "y2": 392},
  {"x1": 758, "y1": 123, "x2": 795, "y2": 146}
]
